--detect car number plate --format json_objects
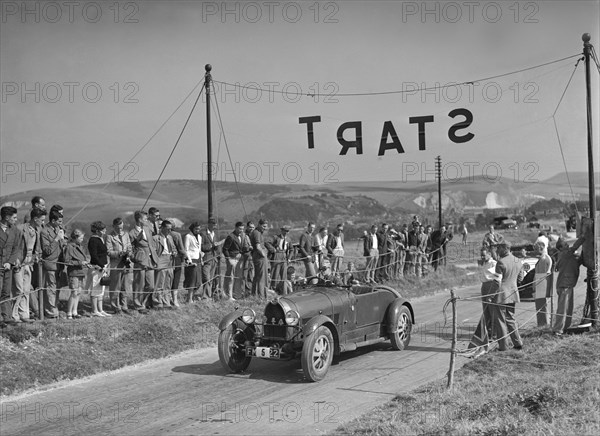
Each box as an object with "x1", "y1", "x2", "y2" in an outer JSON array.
[{"x1": 247, "y1": 346, "x2": 280, "y2": 359}]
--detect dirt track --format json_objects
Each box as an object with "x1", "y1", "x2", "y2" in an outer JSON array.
[{"x1": 0, "y1": 280, "x2": 587, "y2": 436}]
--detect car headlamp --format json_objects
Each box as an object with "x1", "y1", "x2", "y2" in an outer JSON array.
[
  {"x1": 241, "y1": 308, "x2": 256, "y2": 324},
  {"x1": 285, "y1": 310, "x2": 300, "y2": 326}
]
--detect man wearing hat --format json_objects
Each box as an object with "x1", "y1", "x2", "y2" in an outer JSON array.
[
  {"x1": 200, "y1": 218, "x2": 221, "y2": 299},
  {"x1": 266, "y1": 225, "x2": 293, "y2": 289}
]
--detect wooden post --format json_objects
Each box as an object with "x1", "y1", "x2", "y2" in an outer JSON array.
[
  {"x1": 37, "y1": 263, "x2": 44, "y2": 321},
  {"x1": 447, "y1": 288, "x2": 457, "y2": 389}
]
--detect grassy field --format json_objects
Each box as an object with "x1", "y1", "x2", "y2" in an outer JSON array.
[{"x1": 334, "y1": 308, "x2": 600, "y2": 436}]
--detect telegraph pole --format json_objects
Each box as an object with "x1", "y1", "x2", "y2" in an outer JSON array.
[
  {"x1": 205, "y1": 64, "x2": 214, "y2": 221},
  {"x1": 582, "y1": 34, "x2": 598, "y2": 325},
  {"x1": 436, "y1": 156, "x2": 442, "y2": 229}
]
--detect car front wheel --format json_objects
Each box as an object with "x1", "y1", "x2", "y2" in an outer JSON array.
[
  {"x1": 301, "y1": 326, "x2": 334, "y2": 382},
  {"x1": 218, "y1": 322, "x2": 252, "y2": 373},
  {"x1": 390, "y1": 306, "x2": 412, "y2": 350}
]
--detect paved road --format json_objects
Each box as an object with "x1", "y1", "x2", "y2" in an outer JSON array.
[{"x1": 0, "y1": 280, "x2": 587, "y2": 436}]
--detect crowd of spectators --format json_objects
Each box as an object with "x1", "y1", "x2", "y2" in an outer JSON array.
[{"x1": 0, "y1": 196, "x2": 454, "y2": 325}]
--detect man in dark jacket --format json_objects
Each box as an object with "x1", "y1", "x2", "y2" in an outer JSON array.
[
  {"x1": 1, "y1": 207, "x2": 21, "y2": 325},
  {"x1": 298, "y1": 222, "x2": 317, "y2": 284},
  {"x1": 222, "y1": 222, "x2": 249, "y2": 301}
]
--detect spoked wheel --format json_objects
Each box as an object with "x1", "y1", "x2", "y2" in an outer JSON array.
[
  {"x1": 390, "y1": 306, "x2": 412, "y2": 350},
  {"x1": 301, "y1": 326, "x2": 334, "y2": 382},
  {"x1": 218, "y1": 322, "x2": 252, "y2": 373}
]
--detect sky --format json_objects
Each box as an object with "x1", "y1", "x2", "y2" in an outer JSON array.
[{"x1": 1, "y1": 0, "x2": 599, "y2": 197}]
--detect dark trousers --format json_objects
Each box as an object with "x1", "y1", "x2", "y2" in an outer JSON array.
[
  {"x1": 0, "y1": 268, "x2": 13, "y2": 322},
  {"x1": 252, "y1": 254, "x2": 268, "y2": 298},
  {"x1": 468, "y1": 281, "x2": 497, "y2": 349},
  {"x1": 184, "y1": 260, "x2": 202, "y2": 301}
]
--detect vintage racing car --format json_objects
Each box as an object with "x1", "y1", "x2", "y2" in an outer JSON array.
[
  {"x1": 511, "y1": 244, "x2": 540, "y2": 301},
  {"x1": 217, "y1": 284, "x2": 415, "y2": 382}
]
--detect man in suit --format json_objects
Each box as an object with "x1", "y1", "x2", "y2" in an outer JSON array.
[
  {"x1": 493, "y1": 242, "x2": 524, "y2": 351},
  {"x1": 40, "y1": 210, "x2": 66, "y2": 318},
  {"x1": 106, "y1": 217, "x2": 133, "y2": 314},
  {"x1": 169, "y1": 227, "x2": 186, "y2": 307},
  {"x1": 200, "y1": 218, "x2": 221, "y2": 299},
  {"x1": 12, "y1": 209, "x2": 44, "y2": 323},
  {"x1": 430, "y1": 225, "x2": 448, "y2": 271},
  {"x1": 266, "y1": 225, "x2": 293, "y2": 289},
  {"x1": 129, "y1": 210, "x2": 158, "y2": 313},
  {"x1": 154, "y1": 220, "x2": 177, "y2": 308},
  {"x1": 363, "y1": 224, "x2": 379, "y2": 284},
  {"x1": 327, "y1": 223, "x2": 345, "y2": 277},
  {"x1": 1, "y1": 207, "x2": 22, "y2": 325},
  {"x1": 148, "y1": 207, "x2": 162, "y2": 236},
  {"x1": 376, "y1": 223, "x2": 392, "y2": 282},
  {"x1": 250, "y1": 219, "x2": 269, "y2": 298},
  {"x1": 298, "y1": 222, "x2": 316, "y2": 284},
  {"x1": 242, "y1": 221, "x2": 255, "y2": 296},
  {"x1": 222, "y1": 222, "x2": 249, "y2": 301}
]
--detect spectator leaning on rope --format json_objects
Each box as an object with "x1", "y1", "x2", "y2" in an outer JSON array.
[
  {"x1": 63, "y1": 229, "x2": 89, "y2": 319},
  {"x1": 40, "y1": 209, "x2": 66, "y2": 319},
  {"x1": 0, "y1": 206, "x2": 21, "y2": 326},
  {"x1": 88, "y1": 221, "x2": 111, "y2": 317},
  {"x1": 552, "y1": 238, "x2": 582, "y2": 335}
]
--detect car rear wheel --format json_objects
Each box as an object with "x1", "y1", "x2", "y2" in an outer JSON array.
[
  {"x1": 218, "y1": 322, "x2": 252, "y2": 373},
  {"x1": 390, "y1": 306, "x2": 412, "y2": 350},
  {"x1": 301, "y1": 326, "x2": 334, "y2": 382}
]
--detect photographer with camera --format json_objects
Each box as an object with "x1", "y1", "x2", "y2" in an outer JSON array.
[{"x1": 106, "y1": 217, "x2": 133, "y2": 315}]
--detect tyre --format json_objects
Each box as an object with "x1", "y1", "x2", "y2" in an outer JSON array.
[
  {"x1": 389, "y1": 305, "x2": 412, "y2": 350},
  {"x1": 301, "y1": 325, "x2": 334, "y2": 382},
  {"x1": 218, "y1": 322, "x2": 252, "y2": 373}
]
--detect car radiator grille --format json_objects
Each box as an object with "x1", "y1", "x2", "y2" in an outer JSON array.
[{"x1": 264, "y1": 303, "x2": 287, "y2": 339}]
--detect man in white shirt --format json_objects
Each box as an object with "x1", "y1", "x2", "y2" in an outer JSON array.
[{"x1": 184, "y1": 221, "x2": 203, "y2": 303}]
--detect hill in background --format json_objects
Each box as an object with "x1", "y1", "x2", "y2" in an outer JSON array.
[{"x1": 1, "y1": 172, "x2": 597, "y2": 228}]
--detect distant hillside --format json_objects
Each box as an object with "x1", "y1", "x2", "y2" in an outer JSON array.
[{"x1": 1, "y1": 172, "x2": 597, "y2": 227}]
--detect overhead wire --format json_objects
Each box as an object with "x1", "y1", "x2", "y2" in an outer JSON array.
[
  {"x1": 142, "y1": 83, "x2": 205, "y2": 210},
  {"x1": 213, "y1": 53, "x2": 582, "y2": 98},
  {"x1": 210, "y1": 80, "x2": 249, "y2": 222},
  {"x1": 66, "y1": 79, "x2": 204, "y2": 225},
  {"x1": 550, "y1": 57, "x2": 584, "y2": 206}
]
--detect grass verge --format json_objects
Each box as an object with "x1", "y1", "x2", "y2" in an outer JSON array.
[
  {"x1": 0, "y1": 266, "x2": 477, "y2": 398},
  {"x1": 334, "y1": 326, "x2": 600, "y2": 435}
]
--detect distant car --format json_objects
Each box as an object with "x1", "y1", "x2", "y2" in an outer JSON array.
[
  {"x1": 217, "y1": 283, "x2": 415, "y2": 382},
  {"x1": 510, "y1": 244, "x2": 539, "y2": 301},
  {"x1": 495, "y1": 218, "x2": 518, "y2": 230}
]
